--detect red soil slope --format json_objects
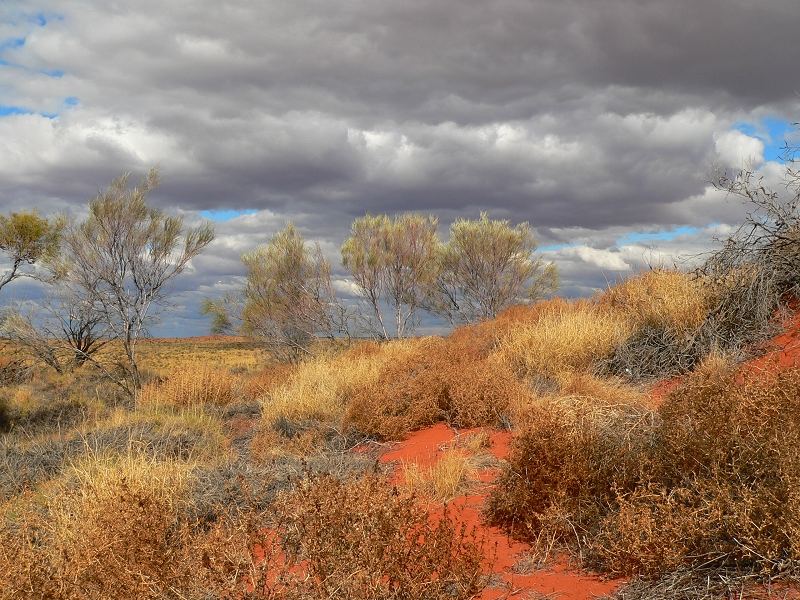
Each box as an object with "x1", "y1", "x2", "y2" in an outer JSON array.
[{"x1": 380, "y1": 423, "x2": 622, "y2": 599}]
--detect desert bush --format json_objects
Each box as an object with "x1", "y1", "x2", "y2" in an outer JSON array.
[
  {"x1": 593, "y1": 364, "x2": 800, "y2": 579},
  {"x1": 486, "y1": 394, "x2": 656, "y2": 561},
  {"x1": 0, "y1": 356, "x2": 32, "y2": 386},
  {"x1": 137, "y1": 363, "x2": 240, "y2": 407},
  {"x1": 345, "y1": 331, "x2": 534, "y2": 438},
  {"x1": 272, "y1": 474, "x2": 488, "y2": 599}
]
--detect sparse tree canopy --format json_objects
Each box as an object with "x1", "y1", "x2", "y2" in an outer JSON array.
[
  {"x1": 242, "y1": 224, "x2": 348, "y2": 361},
  {"x1": 200, "y1": 297, "x2": 235, "y2": 336},
  {"x1": 62, "y1": 169, "x2": 215, "y2": 393},
  {"x1": 0, "y1": 211, "x2": 63, "y2": 293},
  {"x1": 341, "y1": 213, "x2": 439, "y2": 339},
  {"x1": 431, "y1": 213, "x2": 558, "y2": 323}
]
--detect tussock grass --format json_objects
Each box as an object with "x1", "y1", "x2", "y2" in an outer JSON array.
[
  {"x1": 403, "y1": 448, "x2": 478, "y2": 502},
  {"x1": 137, "y1": 363, "x2": 241, "y2": 407},
  {"x1": 491, "y1": 300, "x2": 632, "y2": 380},
  {"x1": 262, "y1": 340, "x2": 419, "y2": 427},
  {"x1": 599, "y1": 270, "x2": 710, "y2": 334}
]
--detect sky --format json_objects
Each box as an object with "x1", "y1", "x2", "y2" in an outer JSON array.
[{"x1": 1, "y1": 0, "x2": 800, "y2": 336}]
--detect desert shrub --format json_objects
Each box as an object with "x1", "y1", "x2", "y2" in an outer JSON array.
[
  {"x1": 345, "y1": 332, "x2": 534, "y2": 438},
  {"x1": 595, "y1": 364, "x2": 800, "y2": 578},
  {"x1": 486, "y1": 395, "x2": 656, "y2": 560},
  {"x1": 271, "y1": 474, "x2": 488, "y2": 599},
  {"x1": 0, "y1": 356, "x2": 32, "y2": 386},
  {"x1": 137, "y1": 364, "x2": 240, "y2": 407},
  {"x1": 490, "y1": 301, "x2": 631, "y2": 380}
]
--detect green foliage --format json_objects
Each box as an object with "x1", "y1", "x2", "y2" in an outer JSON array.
[
  {"x1": 200, "y1": 298, "x2": 234, "y2": 335},
  {"x1": 341, "y1": 213, "x2": 440, "y2": 338},
  {"x1": 433, "y1": 212, "x2": 558, "y2": 323},
  {"x1": 242, "y1": 224, "x2": 346, "y2": 360},
  {"x1": 0, "y1": 211, "x2": 63, "y2": 292}
]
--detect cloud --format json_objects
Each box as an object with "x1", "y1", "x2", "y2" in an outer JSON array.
[{"x1": 1, "y1": 0, "x2": 800, "y2": 334}]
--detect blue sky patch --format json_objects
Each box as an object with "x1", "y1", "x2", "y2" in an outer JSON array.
[
  {"x1": 0, "y1": 105, "x2": 32, "y2": 116},
  {"x1": 200, "y1": 209, "x2": 258, "y2": 222},
  {"x1": 734, "y1": 117, "x2": 798, "y2": 163},
  {"x1": 617, "y1": 225, "x2": 700, "y2": 245}
]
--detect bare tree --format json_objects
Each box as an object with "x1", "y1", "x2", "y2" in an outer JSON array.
[
  {"x1": 0, "y1": 211, "x2": 63, "y2": 294},
  {"x1": 0, "y1": 309, "x2": 65, "y2": 373},
  {"x1": 430, "y1": 213, "x2": 558, "y2": 324},
  {"x1": 241, "y1": 224, "x2": 349, "y2": 361},
  {"x1": 341, "y1": 213, "x2": 439, "y2": 339},
  {"x1": 61, "y1": 169, "x2": 215, "y2": 393}
]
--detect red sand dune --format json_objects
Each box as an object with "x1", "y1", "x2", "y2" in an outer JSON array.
[{"x1": 379, "y1": 423, "x2": 622, "y2": 599}]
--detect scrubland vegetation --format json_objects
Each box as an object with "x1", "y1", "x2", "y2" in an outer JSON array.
[{"x1": 3, "y1": 162, "x2": 800, "y2": 598}]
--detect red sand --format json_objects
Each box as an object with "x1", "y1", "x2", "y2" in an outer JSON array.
[{"x1": 379, "y1": 423, "x2": 622, "y2": 599}]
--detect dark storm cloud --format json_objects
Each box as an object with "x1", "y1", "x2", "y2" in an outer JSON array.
[{"x1": 1, "y1": 0, "x2": 798, "y2": 334}]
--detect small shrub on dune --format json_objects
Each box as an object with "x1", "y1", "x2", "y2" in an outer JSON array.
[
  {"x1": 272, "y1": 474, "x2": 488, "y2": 600},
  {"x1": 137, "y1": 364, "x2": 240, "y2": 407},
  {"x1": 593, "y1": 364, "x2": 800, "y2": 579},
  {"x1": 345, "y1": 334, "x2": 530, "y2": 438},
  {"x1": 345, "y1": 338, "x2": 449, "y2": 439},
  {"x1": 486, "y1": 394, "x2": 656, "y2": 560}
]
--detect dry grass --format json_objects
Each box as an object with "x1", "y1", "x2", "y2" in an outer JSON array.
[
  {"x1": 402, "y1": 448, "x2": 478, "y2": 502},
  {"x1": 137, "y1": 363, "x2": 241, "y2": 408},
  {"x1": 345, "y1": 330, "x2": 534, "y2": 439},
  {"x1": 599, "y1": 270, "x2": 710, "y2": 334},
  {"x1": 255, "y1": 340, "x2": 423, "y2": 446},
  {"x1": 491, "y1": 300, "x2": 632, "y2": 380}
]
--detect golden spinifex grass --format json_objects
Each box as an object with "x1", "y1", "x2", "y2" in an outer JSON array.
[
  {"x1": 137, "y1": 363, "x2": 240, "y2": 407},
  {"x1": 255, "y1": 339, "x2": 422, "y2": 432},
  {"x1": 490, "y1": 299, "x2": 632, "y2": 380},
  {"x1": 402, "y1": 447, "x2": 478, "y2": 502},
  {"x1": 598, "y1": 269, "x2": 711, "y2": 334}
]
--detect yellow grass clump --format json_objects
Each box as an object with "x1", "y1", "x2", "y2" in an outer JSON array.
[
  {"x1": 137, "y1": 364, "x2": 240, "y2": 408},
  {"x1": 259, "y1": 339, "x2": 423, "y2": 430},
  {"x1": 490, "y1": 300, "x2": 632, "y2": 380},
  {"x1": 598, "y1": 269, "x2": 710, "y2": 334},
  {"x1": 402, "y1": 448, "x2": 477, "y2": 502},
  {"x1": 0, "y1": 453, "x2": 194, "y2": 599}
]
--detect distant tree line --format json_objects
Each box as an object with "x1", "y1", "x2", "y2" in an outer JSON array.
[
  {"x1": 203, "y1": 212, "x2": 558, "y2": 361},
  {"x1": 0, "y1": 168, "x2": 556, "y2": 385}
]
